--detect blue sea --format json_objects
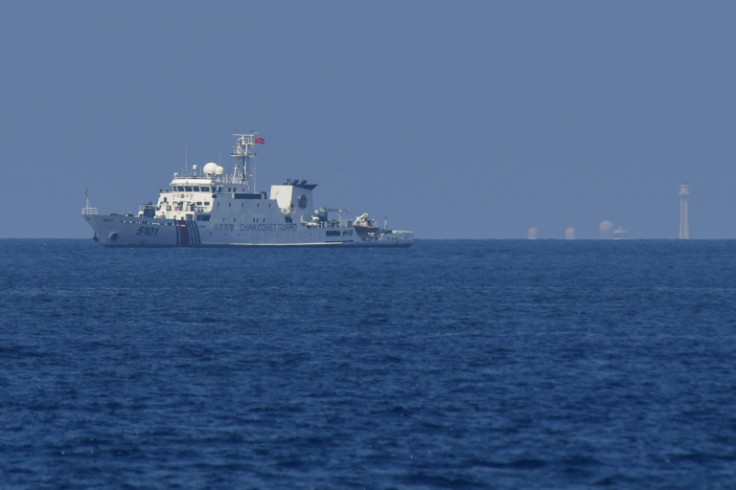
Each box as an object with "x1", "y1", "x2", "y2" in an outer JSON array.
[{"x1": 1, "y1": 239, "x2": 735, "y2": 489}]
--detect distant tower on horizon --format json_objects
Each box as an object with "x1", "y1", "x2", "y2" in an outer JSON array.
[
  {"x1": 599, "y1": 220, "x2": 613, "y2": 239},
  {"x1": 679, "y1": 184, "x2": 690, "y2": 239}
]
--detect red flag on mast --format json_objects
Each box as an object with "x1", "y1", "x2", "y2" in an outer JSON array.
[{"x1": 255, "y1": 136, "x2": 265, "y2": 144}]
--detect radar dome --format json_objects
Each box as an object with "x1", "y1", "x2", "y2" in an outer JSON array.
[
  {"x1": 215, "y1": 166, "x2": 225, "y2": 176},
  {"x1": 203, "y1": 162, "x2": 218, "y2": 176}
]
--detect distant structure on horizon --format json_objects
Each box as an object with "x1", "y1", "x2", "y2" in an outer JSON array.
[
  {"x1": 565, "y1": 227, "x2": 575, "y2": 240},
  {"x1": 599, "y1": 220, "x2": 613, "y2": 239},
  {"x1": 679, "y1": 184, "x2": 690, "y2": 239},
  {"x1": 528, "y1": 227, "x2": 538, "y2": 240}
]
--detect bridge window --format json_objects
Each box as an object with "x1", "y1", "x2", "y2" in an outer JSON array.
[
  {"x1": 193, "y1": 186, "x2": 200, "y2": 192},
  {"x1": 185, "y1": 186, "x2": 193, "y2": 192}
]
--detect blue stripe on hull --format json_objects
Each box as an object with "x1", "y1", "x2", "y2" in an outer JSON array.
[{"x1": 188, "y1": 220, "x2": 201, "y2": 245}]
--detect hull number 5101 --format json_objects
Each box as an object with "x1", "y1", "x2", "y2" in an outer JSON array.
[{"x1": 137, "y1": 227, "x2": 159, "y2": 236}]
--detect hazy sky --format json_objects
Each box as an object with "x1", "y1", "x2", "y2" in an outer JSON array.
[{"x1": 3, "y1": 1, "x2": 736, "y2": 239}]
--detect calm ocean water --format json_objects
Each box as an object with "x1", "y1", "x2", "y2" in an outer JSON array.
[{"x1": 1, "y1": 239, "x2": 735, "y2": 489}]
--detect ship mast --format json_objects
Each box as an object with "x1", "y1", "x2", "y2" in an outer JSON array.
[{"x1": 231, "y1": 133, "x2": 260, "y2": 192}]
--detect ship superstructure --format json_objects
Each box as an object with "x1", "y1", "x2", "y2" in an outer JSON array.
[{"x1": 83, "y1": 133, "x2": 413, "y2": 247}]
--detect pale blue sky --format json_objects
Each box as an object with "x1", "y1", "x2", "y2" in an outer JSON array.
[{"x1": 3, "y1": 1, "x2": 735, "y2": 239}]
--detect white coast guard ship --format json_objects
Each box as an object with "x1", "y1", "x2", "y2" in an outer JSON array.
[{"x1": 82, "y1": 133, "x2": 413, "y2": 247}]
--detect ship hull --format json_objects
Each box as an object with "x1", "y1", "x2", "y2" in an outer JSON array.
[{"x1": 84, "y1": 214, "x2": 413, "y2": 247}]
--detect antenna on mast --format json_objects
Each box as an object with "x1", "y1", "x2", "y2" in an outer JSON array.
[{"x1": 231, "y1": 132, "x2": 263, "y2": 192}]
